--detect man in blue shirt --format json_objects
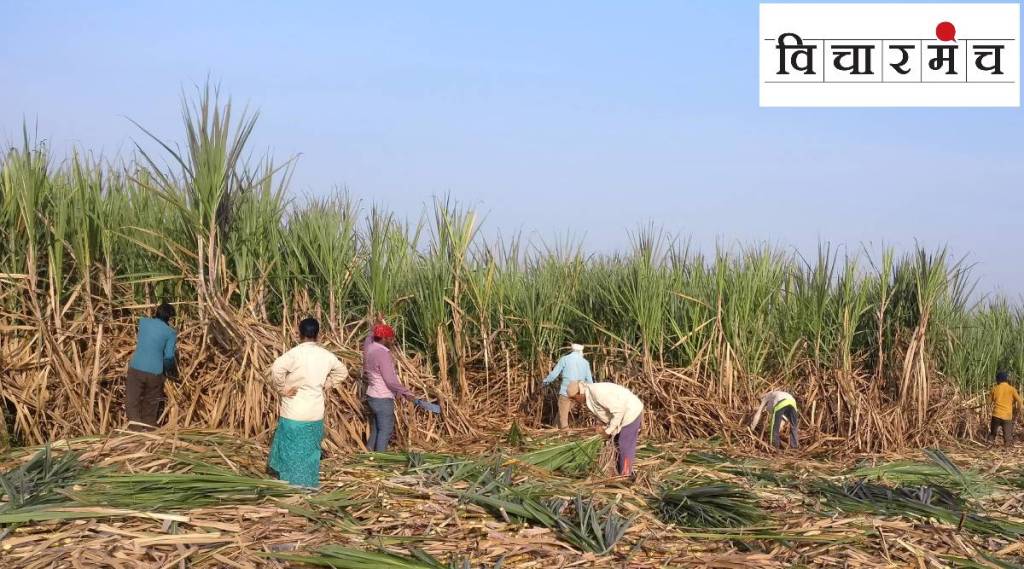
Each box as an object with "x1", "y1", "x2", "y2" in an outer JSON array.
[
  {"x1": 541, "y1": 343, "x2": 594, "y2": 429},
  {"x1": 125, "y1": 303, "x2": 178, "y2": 431}
]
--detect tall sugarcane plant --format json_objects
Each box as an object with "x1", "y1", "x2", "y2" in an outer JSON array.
[
  {"x1": 131, "y1": 84, "x2": 262, "y2": 293},
  {"x1": 2, "y1": 80, "x2": 1023, "y2": 450}
]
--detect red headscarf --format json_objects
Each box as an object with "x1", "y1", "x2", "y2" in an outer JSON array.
[{"x1": 373, "y1": 324, "x2": 395, "y2": 340}]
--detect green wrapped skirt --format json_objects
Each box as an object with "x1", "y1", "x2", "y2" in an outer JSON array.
[{"x1": 268, "y1": 417, "x2": 324, "y2": 488}]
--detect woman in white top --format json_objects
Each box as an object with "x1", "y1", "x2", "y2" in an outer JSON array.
[
  {"x1": 567, "y1": 380, "x2": 644, "y2": 476},
  {"x1": 268, "y1": 317, "x2": 348, "y2": 487}
]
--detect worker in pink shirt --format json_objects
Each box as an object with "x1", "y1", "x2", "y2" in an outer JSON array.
[{"x1": 362, "y1": 315, "x2": 415, "y2": 451}]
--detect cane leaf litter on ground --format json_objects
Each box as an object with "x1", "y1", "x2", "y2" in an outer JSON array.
[{"x1": 3, "y1": 430, "x2": 1024, "y2": 567}]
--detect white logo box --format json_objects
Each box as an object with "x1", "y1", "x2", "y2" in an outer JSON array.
[{"x1": 759, "y1": 3, "x2": 1020, "y2": 107}]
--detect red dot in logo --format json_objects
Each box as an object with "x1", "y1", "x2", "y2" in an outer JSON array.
[{"x1": 936, "y1": 21, "x2": 956, "y2": 41}]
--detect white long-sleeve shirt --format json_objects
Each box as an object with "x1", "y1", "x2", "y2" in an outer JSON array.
[
  {"x1": 270, "y1": 342, "x2": 348, "y2": 422},
  {"x1": 579, "y1": 382, "x2": 644, "y2": 436}
]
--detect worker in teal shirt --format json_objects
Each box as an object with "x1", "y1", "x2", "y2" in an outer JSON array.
[
  {"x1": 126, "y1": 303, "x2": 177, "y2": 430},
  {"x1": 541, "y1": 343, "x2": 594, "y2": 429}
]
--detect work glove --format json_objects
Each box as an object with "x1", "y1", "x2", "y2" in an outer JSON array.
[{"x1": 414, "y1": 399, "x2": 441, "y2": 414}]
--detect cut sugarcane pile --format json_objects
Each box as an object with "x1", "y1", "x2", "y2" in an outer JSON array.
[{"x1": 3, "y1": 429, "x2": 1024, "y2": 568}]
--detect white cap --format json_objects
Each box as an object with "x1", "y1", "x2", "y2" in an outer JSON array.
[{"x1": 571, "y1": 343, "x2": 584, "y2": 352}]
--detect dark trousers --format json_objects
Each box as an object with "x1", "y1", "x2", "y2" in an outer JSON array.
[
  {"x1": 125, "y1": 368, "x2": 165, "y2": 431},
  {"x1": 990, "y1": 416, "x2": 1014, "y2": 446},
  {"x1": 367, "y1": 397, "x2": 396, "y2": 452},
  {"x1": 772, "y1": 405, "x2": 799, "y2": 449}
]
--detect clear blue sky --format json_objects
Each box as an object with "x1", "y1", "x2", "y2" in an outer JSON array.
[{"x1": 3, "y1": 1, "x2": 1021, "y2": 297}]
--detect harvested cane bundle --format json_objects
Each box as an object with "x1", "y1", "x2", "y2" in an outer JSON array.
[
  {"x1": 559, "y1": 495, "x2": 633, "y2": 554},
  {"x1": 423, "y1": 456, "x2": 509, "y2": 485},
  {"x1": 682, "y1": 451, "x2": 731, "y2": 465},
  {"x1": 657, "y1": 481, "x2": 764, "y2": 528},
  {"x1": 816, "y1": 479, "x2": 1024, "y2": 539},
  {"x1": 940, "y1": 551, "x2": 1024, "y2": 569},
  {"x1": 367, "y1": 451, "x2": 508, "y2": 486},
  {"x1": 0, "y1": 447, "x2": 83, "y2": 512},
  {"x1": 463, "y1": 488, "x2": 631, "y2": 554},
  {"x1": 516, "y1": 436, "x2": 602, "y2": 476},
  {"x1": 69, "y1": 464, "x2": 299, "y2": 510},
  {"x1": 359, "y1": 451, "x2": 451, "y2": 470},
  {"x1": 596, "y1": 439, "x2": 618, "y2": 477},
  {"x1": 849, "y1": 448, "x2": 989, "y2": 497},
  {"x1": 266, "y1": 545, "x2": 442, "y2": 568},
  {"x1": 682, "y1": 451, "x2": 794, "y2": 487},
  {"x1": 458, "y1": 467, "x2": 630, "y2": 554}
]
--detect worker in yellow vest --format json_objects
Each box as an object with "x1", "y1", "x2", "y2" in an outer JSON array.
[{"x1": 750, "y1": 390, "x2": 798, "y2": 450}]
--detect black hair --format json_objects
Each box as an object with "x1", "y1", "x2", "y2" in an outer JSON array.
[
  {"x1": 155, "y1": 303, "x2": 176, "y2": 322},
  {"x1": 997, "y1": 371, "x2": 1009, "y2": 383},
  {"x1": 299, "y1": 317, "x2": 320, "y2": 340}
]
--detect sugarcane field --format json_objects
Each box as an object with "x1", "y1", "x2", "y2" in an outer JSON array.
[
  {"x1": 4, "y1": 3, "x2": 1024, "y2": 568},
  {"x1": 3, "y1": 88, "x2": 1024, "y2": 567}
]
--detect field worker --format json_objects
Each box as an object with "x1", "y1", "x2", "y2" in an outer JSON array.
[
  {"x1": 750, "y1": 390, "x2": 799, "y2": 450},
  {"x1": 989, "y1": 371, "x2": 1023, "y2": 447},
  {"x1": 125, "y1": 303, "x2": 178, "y2": 431},
  {"x1": 542, "y1": 343, "x2": 594, "y2": 429},
  {"x1": 363, "y1": 315, "x2": 415, "y2": 451},
  {"x1": 567, "y1": 380, "x2": 643, "y2": 476},
  {"x1": 268, "y1": 317, "x2": 348, "y2": 488}
]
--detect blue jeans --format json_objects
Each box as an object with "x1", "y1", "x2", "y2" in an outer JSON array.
[{"x1": 367, "y1": 397, "x2": 396, "y2": 451}]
